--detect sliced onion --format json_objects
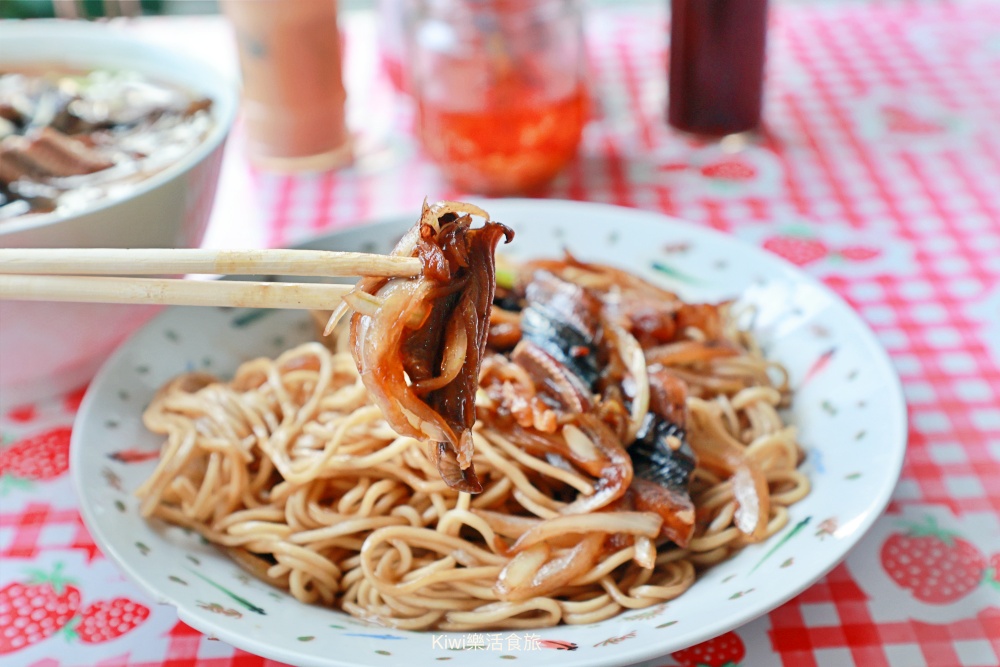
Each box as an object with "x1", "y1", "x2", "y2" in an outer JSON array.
[
  {"x1": 732, "y1": 466, "x2": 762, "y2": 537},
  {"x1": 610, "y1": 323, "x2": 649, "y2": 442},
  {"x1": 421, "y1": 200, "x2": 491, "y2": 229},
  {"x1": 342, "y1": 290, "x2": 384, "y2": 318},
  {"x1": 633, "y1": 535, "x2": 656, "y2": 569},
  {"x1": 646, "y1": 340, "x2": 739, "y2": 366},
  {"x1": 687, "y1": 401, "x2": 770, "y2": 542},
  {"x1": 495, "y1": 543, "x2": 550, "y2": 595},
  {"x1": 470, "y1": 509, "x2": 542, "y2": 542},
  {"x1": 323, "y1": 300, "x2": 352, "y2": 336},
  {"x1": 411, "y1": 319, "x2": 468, "y2": 393},
  {"x1": 510, "y1": 511, "x2": 662, "y2": 553},
  {"x1": 440, "y1": 317, "x2": 469, "y2": 378},
  {"x1": 495, "y1": 534, "x2": 605, "y2": 602},
  {"x1": 562, "y1": 423, "x2": 599, "y2": 462}
]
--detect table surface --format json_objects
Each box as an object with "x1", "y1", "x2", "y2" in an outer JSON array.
[{"x1": 2, "y1": 2, "x2": 999, "y2": 666}]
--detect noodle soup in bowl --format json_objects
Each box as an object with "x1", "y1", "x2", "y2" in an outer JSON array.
[
  {"x1": 0, "y1": 20, "x2": 237, "y2": 408},
  {"x1": 71, "y1": 200, "x2": 907, "y2": 666}
]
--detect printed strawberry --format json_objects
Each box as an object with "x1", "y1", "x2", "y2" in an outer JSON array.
[
  {"x1": 0, "y1": 563, "x2": 81, "y2": 654},
  {"x1": 986, "y1": 553, "x2": 1000, "y2": 586},
  {"x1": 700, "y1": 160, "x2": 756, "y2": 180},
  {"x1": 70, "y1": 597, "x2": 150, "y2": 644},
  {"x1": 762, "y1": 236, "x2": 829, "y2": 266},
  {"x1": 671, "y1": 631, "x2": 745, "y2": 667},
  {"x1": 882, "y1": 106, "x2": 944, "y2": 134},
  {"x1": 838, "y1": 246, "x2": 881, "y2": 261},
  {"x1": 0, "y1": 427, "x2": 72, "y2": 485},
  {"x1": 880, "y1": 515, "x2": 986, "y2": 604}
]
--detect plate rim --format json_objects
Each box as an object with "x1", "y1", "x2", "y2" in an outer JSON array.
[{"x1": 71, "y1": 198, "x2": 908, "y2": 667}]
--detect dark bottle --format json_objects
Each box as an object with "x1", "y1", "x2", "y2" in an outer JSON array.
[{"x1": 668, "y1": 0, "x2": 769, "y2": 137}]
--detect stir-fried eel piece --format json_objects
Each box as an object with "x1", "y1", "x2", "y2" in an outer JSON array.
[
  {"x1": 628, "y1": 366, "x2": 696, "y2": 546},
  {"x1": 484, "y1": 413, "x2": 634, "y2": 515},
  {"x1": 631, "y1": 417, "x2": 693, "y2": 491},
  {"x1": 347, "y1": 201, "x2": 513, "y2": 493},
  {"x1": 519, "y1": 270, "x2": 602, "y2": 388},
  {"x1": 498, "y1": 271, "x2": 634, "y2": 511},
  {"x1": 514, "y1": 265, "x2": 698, "y2": 543},
  {"x1": 525, "y1": 254, "x2": 686, "y2": 348},
  {"x1": 510, "y1": 341, "x2": 594, "y2": 415}
]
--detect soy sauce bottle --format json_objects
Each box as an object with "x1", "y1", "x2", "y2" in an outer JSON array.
[{"x1": 667, "y1": 0, "x2": 768, "y2": 137}]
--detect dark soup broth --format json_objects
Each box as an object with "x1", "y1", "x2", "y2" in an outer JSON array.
[{"x1": 0, "y1": 66, "x2": 214, "y2": 221}]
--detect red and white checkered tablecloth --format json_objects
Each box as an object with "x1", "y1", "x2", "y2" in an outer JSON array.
[{"x1": 2, "y1": 2, "x2": 999, "y2": 666}]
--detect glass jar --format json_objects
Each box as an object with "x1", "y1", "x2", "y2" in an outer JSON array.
[{"x1": 406, "y1": 0, "x2": 588, "y2": 195}]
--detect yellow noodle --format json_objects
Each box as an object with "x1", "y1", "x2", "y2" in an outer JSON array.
[{"x1": 138, "y1": 304, "x2": 807, "y2": 630}]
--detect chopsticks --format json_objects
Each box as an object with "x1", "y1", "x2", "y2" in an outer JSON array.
[
  {"x1": 0, "y1": 248, "x2": 421, "y2": 278},
  {"x1": 0, "y1": 275, "x2": 356, "y2": 310},
  {"x1": 0, "y1": 248, "x2": 420, "y2": 310}
]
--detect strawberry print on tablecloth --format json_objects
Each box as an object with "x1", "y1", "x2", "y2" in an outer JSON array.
[
  {"x1": 0, "y1": 426, "x2": 78, "y2": 514},
  {"x1": 850, "y1": 90, "x2": 973, "y2": 151},
  {"x1": 846, "y1": 506, "x2": 1000, "y2": 623},
  {"x1": 639, "y1": 140, "x2": 786, "y2": 200},
  {"x1": 0, "y1": 427, "x2": 71, "y2": 491},
  {"x1": 669, "y1": 631, "x2": 746, "y2": 667},
  {"x1": 0, "y1": 552, "x2": 176, "y2": 666},
  {"x1": 635, "y1": 616, "x2": 788, "y2": 667},
  {"x1": 0, "y1": 562, "x2": 80, "y2": 655},
  {"x1": 733, "y1": 217, "x2": 917, "y2": 280},
  {"x1": 881, "y1": 515, "x2": 988, "y2": 604},
  {"x1": 72, "y1": 597, "x2": 152, "y2": 644},
  {"x1": 0, "y1": 386, "x2": 92, "y2": 513}
]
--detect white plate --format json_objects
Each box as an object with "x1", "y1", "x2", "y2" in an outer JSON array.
[{"x1": 72, "y1": 199, "x2": 907, "y2": 667}]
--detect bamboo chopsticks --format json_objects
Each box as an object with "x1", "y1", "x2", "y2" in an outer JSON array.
[
  {"x1": 0, "y1": 275, "x2": 355, "y2": 309},
  {"x1": 0, "y1": 248, "x2": 420, "y2": 278},
  {"x1": 0, "y1": 248, "x2": 417, "y2": 309}
]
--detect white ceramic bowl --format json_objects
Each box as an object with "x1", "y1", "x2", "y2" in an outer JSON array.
[{"x1": 0, "y1": 20, "x2": 238, "y2": 408}]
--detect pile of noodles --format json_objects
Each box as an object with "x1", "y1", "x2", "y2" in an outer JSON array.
[{"x1": 136, "y1": 309, "x2": 808, "y2": 631}]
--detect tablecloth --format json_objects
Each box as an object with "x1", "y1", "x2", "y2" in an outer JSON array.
[{"x1": 1, "y1": 2, "x2": 999, "y2": 666}]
